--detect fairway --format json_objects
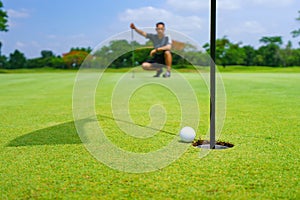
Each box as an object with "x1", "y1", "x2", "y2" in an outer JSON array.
[{"x1": 1, "y1": 71, "x2": 299, "y2": 199}]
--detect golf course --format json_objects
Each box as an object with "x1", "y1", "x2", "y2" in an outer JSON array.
[{"x1": 1, "y1": 67, "x2": 299, "y2": 199}]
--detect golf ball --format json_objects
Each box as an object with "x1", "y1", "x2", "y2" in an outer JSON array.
[{"x1": 179, "y1": 126, "x2": 196, "y2": 142}]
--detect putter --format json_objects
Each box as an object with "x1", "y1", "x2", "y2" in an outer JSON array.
[{"x1": 131, "y1": 28, "x2": 135, "y2": 78}]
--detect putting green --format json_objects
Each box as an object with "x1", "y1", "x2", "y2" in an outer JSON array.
[{"x1": 1, "y1": 71, "x2": 299, "y2": 199}]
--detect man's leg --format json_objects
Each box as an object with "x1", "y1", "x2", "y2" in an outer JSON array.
[
  {"x1": 142, "y1": 62, "x2": 163, "y2": 77},
  {"x1": 163, "y1": 50, "x2": 172, "y2": 77},
  {"x1": 142, "y1": 62, "x2": 151, "y2": 70}
]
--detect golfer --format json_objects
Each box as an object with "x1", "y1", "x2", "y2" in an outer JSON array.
[{"x1": 130, "y1": 22, "x2": 172, "y2": 77}]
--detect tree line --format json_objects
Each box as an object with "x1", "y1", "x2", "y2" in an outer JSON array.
[
  {"x1": 1, "y1": 2, "x2": 300, "y2": 69},
  {"x1": 0, "y1": 36, "x2": 300, "y2": 70}
]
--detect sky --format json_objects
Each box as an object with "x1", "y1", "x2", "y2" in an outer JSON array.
[{"x1": 0, "y1": 0, "x2": 299, "y2": 58}]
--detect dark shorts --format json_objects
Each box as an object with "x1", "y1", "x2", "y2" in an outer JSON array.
[{"x1": 146, "y1": 52, "x2": 165, "y2": 66}]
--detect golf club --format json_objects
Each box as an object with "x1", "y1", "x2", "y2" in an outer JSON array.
[{"x1": 131, "y1": 28, "x2": 135, "y2": 78}]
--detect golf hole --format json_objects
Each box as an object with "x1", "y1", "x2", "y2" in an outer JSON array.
[{"x1": 192, "y1": 139, "x2": 234, "y2": 150}]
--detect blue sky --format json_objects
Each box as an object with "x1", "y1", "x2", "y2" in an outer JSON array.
[{"x1": 0, "y1": 0, "x2": 299, "y2": 58}]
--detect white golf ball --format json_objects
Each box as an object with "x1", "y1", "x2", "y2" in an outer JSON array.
[{"x1": 179, "y1": 126, "x2": 196, "y2": 142}]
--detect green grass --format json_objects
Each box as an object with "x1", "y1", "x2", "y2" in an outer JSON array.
[
  {"x1": 1, "y1": 66, "x2": 300, "y2": 74},
  {"x1": 1, "y1": 69, "x2": 299, "y2": 199},
  {"x1": 217, "y1": 65, "x2": 300, "y2": 73}
]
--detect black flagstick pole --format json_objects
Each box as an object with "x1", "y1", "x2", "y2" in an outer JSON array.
[{"x1": 210, "y1": 0, "x2": 216, "y2": 149}]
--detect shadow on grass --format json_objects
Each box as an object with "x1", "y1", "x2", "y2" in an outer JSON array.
[
  {"x1": 98, "y1": 115, "x2": 176, "y2": 136},
  {"x1": 7, "y1": 115, "x2": 176, "y2": 147},
  {"x1": 7, "y1": 120, "x2": 82, "y2": 147}
]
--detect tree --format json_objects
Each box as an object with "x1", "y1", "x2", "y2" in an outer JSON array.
[
  {"x1": 40, "y1": 50, "x2": 65, "y2": 68},
  {"x1": 291, "y1": 10, "x2": 300, "y2": 39},
  {"x1": 93, "y1": 40, "x2": 134, "y2": 68},
  {"x1": 291, "y1": 49, "x2": 300, "y2": 66},
  {"x1": 7, "y1": 50, "x2": 26, "y2": 69},
  {"x1": 0, "y1": 54, "x2": 7, "y2": 68},
  {"x1": 41, "y1": 50, "x2": 54, "y2": 58},
  {"x1": 242, "y1": 45, "x2": 256, "y2": 66},
  {"x1": 0, "y1": 1, "x2": 8, "y2": 68},
  {"x1": 70, "y1": 47, "x2": 92, "y2": 54},
  {"x1": 27, "y1": 50, "x2": 55, "y2": 68},
  {"x1": 203, "y1": 36, "x2": 246, "y2": 67},
  {"x1": 258, "y1": 36, "x2": 283, "y2": 66},
  {"x1": 50, "y1": 56, "x2": 65, "y2": 69},
  {"x1": 62, "y1": 50, "x2": 89, "y2": 69},
  {"x1": 222, "y1": 42, "x2": 246, "y2": 66},
  {"x1": 279, "y1": 41, "x2": 294, "y2": 67},
  {"x1": 0, "y1": 1, "x2": 8, "y2": 32},
  {"x1": 259, "y1": 36, "x2": 283, "y2": 46},
  {"x1": 216, "y1": 37, "x2": 230, "y2": 66}
]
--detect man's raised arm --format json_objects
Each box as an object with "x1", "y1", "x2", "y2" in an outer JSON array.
[{"x1": 130, "y1": 23, "x2": 147, "y2": 37}]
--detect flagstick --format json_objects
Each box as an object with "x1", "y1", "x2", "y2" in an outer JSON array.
[{"x1": 131, "y1": 29, "x2": 135, "y2": 78}]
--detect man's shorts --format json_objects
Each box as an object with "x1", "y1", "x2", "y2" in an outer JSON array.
[{"x1": 146, "y1": 52, "x2": 166, "y2": 67}]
